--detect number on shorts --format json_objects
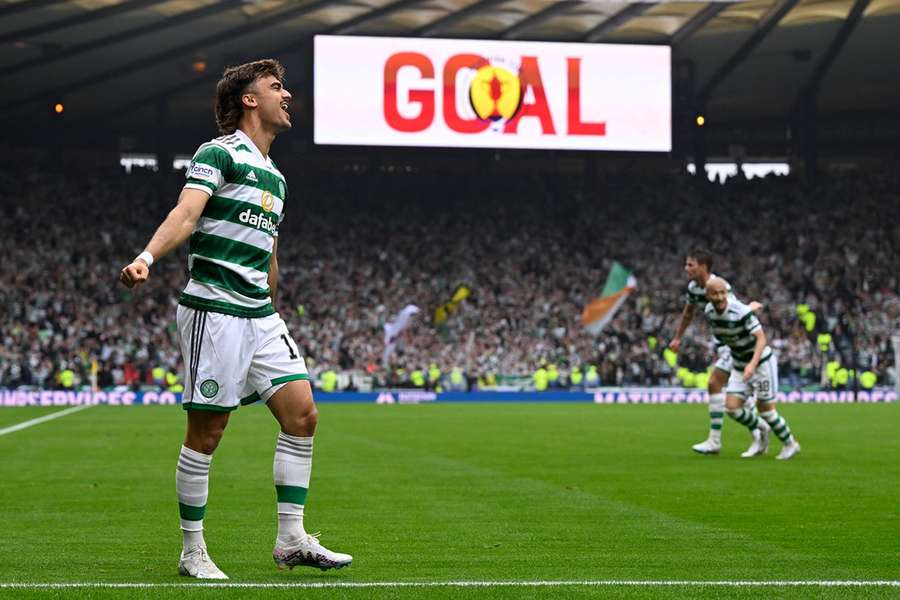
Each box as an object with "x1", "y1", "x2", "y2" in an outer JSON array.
[
  {"x1": 280, "y1": 334, "x2": 298, "y2": 359},
  {"x1": 756, "y1": 379, "x2": 770, "y2": 394}
]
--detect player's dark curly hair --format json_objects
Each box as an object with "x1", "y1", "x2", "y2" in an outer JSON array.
[
  {"x1": 687, "y1": 247, "x2": 713, "y2": 269},
  {"x1": 215, "y1": 58, "x2": 286, "y2": 135}
]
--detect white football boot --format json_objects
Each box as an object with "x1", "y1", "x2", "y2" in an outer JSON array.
[
  {"x1": 740, "y1": 421, "x2": 770, "y2": 458},
  {"x1": 776, "y1": 439, "x2": 801, "y2": 460},
  {"x1": 273, "y1": 532, "x2": 352, "y2": 571},
  {"x1": 691, "y1": 437, "x2": 721, "y2": 455},
  {"x1": 178, "y1": 545, "x2": 228, "y2": 579}
]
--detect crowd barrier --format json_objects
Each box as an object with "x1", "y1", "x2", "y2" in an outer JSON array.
[{"x1": 0, "y1": 387, "x2": 896, "y2": 407}]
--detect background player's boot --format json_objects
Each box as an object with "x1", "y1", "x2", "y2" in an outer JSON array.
[
  {"x1": 741, "y1": 429, "x2": 762, "y2": 458},
  {"x1": 691, "y1": 438, "x2": 721, "y2": 455},
  {"x1": 776, "y1": 439, "x2": 801, "y2": 460},
  {"x1": 273, "y1": 532, "x2": 352, "y2": 571},
  {"x1": 178, "y1": 545, "x2": 228, "y2": 579},
  {"x1": 740, "y1": 422, "x2": 770, "y2": 458}
]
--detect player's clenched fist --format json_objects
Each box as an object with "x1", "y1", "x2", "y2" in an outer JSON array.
[{"x1": 120, "y1": 259, "x2": 150, "y2": 288}]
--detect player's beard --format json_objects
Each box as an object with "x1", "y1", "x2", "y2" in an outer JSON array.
[
  {"x1": 264, "y1": 102, "x2": 291, "y2": 134},
  {"x1": 274, "y1": 112, "x2": 291, "y2": 133}
]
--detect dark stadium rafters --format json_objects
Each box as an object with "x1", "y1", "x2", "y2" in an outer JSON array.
[
  {"x1": 670, "y1": 3, "x2": 726, "y2": 47},
  {"x1": 105, "y1": 0, "x2": 477, "y2": 120},
  {"x1": 3, "y1": 0, "x2": 900, "y2": 133},
  {"x1": 500, "y1": 0, "x2": 582, "y2": 40},
  {"x1": 0, "y1": 0, "x2": 244, "y2": 79},
  {"x1": 0, "y1": 0, "x2": 66, "y2": 19},
  {"x1": 697, "y1": 0, "x2": 801, "y2": 104},
  {"x1": 106, "y1": 71, "x2": 220, "y2": 122},
  {"x1": 0, "y1": 0, "x2": 171, "y2": 46},
  {"x1": 328, "y1": 0, "x2": 431, "y2": 35},
  {"x1": 0, "y1": 0, "x2": 342, "y2": 113},
  {"x1": 105, "y1": 0, "x2": 427, "y2": 120},
  {"x1": 412, "y1": 0, "x2": 509, "y2": 37},
  {"x1": 794, "y1": 0, "x2": 871, "y2": 109},
  {"x1": 582, "y1": 2, "x2": 653, "y2": 43}
]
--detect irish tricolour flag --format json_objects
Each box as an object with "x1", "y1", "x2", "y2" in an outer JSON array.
[{"x1": 581, "y1": 262, "x2": 637, "y2": 336}]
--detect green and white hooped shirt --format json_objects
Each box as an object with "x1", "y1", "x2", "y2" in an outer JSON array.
[
  {"x1": 686, "y1": 274, "x2": 732, "y2": 307},
  {"x1": 703, "y1": 298, "x2": 773, "y2": 370},
  {"x1": 179, "y1": 129, "x2": 287, "y2": 318}
]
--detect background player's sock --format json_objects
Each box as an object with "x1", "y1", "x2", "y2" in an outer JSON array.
[
  {"x1": 274, "y1": 432, "x2": 313, "y2": 543},
  {"x1": 708, "y1": 392, "x2": 725, "y2": 443},
  {"x1": 760, "y1": 409, "x2": 794, "y2": 443},
  {"x1": 176, "y1": 445, "x2": 212, "y2": 549},
  {"x1": 727, "y1": 405, "x2": 761, "y2": 432}
]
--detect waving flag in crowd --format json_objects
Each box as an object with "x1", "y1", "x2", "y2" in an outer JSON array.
[
  {"x1": 581, "y1": 262, "x2": 637, "y2": 336},
  {"x1": 433, "y1": 285, "x2": 471, "y2": 326},
  {"x1": 383, "y1": 304, "x2": 420, "y2": 365}
]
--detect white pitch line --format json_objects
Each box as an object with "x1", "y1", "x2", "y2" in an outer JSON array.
[
  {"x1": 0, "y1": 404, "x2": 93, "y2": 437},
  {"x1": 0, "y1": 580, "x2": 898, "y2": 589}
]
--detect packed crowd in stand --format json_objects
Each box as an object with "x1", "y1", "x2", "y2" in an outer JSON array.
[{"x1": 1, "y1": 165, "x2": 897, "y2": 392}]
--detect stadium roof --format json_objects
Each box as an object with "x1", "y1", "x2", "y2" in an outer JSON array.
[{"x1": 2, "y1": 0, "x2": 900, "y2": 135}]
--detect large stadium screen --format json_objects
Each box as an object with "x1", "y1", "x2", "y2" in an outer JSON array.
[{"x1": 314, "y1": 35, "x2": 671, "y2": 152}]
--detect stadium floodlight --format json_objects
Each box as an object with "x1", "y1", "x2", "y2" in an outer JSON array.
[{"x1": 687, "y1": 161, "x2": 789, "y2": 183}]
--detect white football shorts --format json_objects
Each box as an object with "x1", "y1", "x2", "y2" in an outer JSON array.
[
  {"x1": 726, "y1": 357, "x2": 778, "y2": 403},
  {"x1": 714, "y1": 346, "x2": 733, "y2": 373},
  {"x1": 176, "y1": 305, "x2": 309, "y2": 412}
]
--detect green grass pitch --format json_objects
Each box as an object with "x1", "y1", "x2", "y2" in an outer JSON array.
[{"x1": 1, "y1": 402, "x2": 898, "y2": 599}]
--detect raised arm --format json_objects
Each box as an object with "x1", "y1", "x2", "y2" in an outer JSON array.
[
  {"x1": 119, "y1": 188, "x2": 210, "y2": 288},
  {"x1": 669, "y1": 303, "x2": 696, "y2": 353}
]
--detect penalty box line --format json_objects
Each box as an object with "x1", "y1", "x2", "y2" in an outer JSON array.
[
  {"x1": 1, "y1": 580, "x2": 899, "y2": 589},
  {"x1": 0, "y1": 404, "x2": 93, "y2": 437}
]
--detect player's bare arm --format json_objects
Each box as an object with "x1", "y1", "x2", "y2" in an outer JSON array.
[
  {"x1": 669, "y1": 303, "x2": 696, "y2": 352},
  {"x1": 268, "y1": 237, "x2": 279, "y2": 302},
  {"x1": 749, "y1": 301, "x2": 764, "y2": 312},
  {"x1": 119, "y1": 188, "x2": 210, "y2": 288},
  {"x1": 743, "y1": 328, "x2": 767, "y2": 382}
]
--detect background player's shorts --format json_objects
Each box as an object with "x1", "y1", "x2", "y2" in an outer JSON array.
[
  {"x1": 726, "y1": 358, "x2": 778, "y2": 403},
  {"x1": 176, "y1": 305, "x2": 309, "y2": 412},
  {"x1": 714, "y1": 346, "x2": 732, "y2": 373}
]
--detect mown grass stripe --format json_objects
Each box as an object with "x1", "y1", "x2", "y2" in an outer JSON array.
[{"x1": 0, "y1": 580, "x2": 897, "y2": 589}]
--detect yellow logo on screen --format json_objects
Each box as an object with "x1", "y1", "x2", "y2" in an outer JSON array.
[{"x1": 469, "y1": 65, "x2": 521, "y2": 121}]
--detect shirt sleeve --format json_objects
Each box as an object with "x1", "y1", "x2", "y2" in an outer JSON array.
[
  {"x1": 686, "y1": 287, "x2": 703, "y2": 306},
  {"x1": 745, "y1": 312, "x2": 762, "y2": 334},
  {"x1": 184, "y1": 145, "x2": 232, "y2": 195},
  {"x1": 273, "y1": 203, "x2": 283, "y2": 238},
  {"x1": 275, "y1": 185, "x2": 287, "y2": 237}
]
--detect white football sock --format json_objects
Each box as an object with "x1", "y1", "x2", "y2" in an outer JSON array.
[
  {"x1": 274, "y1": 432, "x2": 313, "y2": 543},
  {"x1": 176, "y1": 445, "x2": 211, "y2": 550},
  {"x1": 708, "y1": 392, "x2": 725, "y2": 443}
]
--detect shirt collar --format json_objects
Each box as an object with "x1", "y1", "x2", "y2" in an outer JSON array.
[{"x1": 234, "y1": 129, "x2": 269, "y2": 165}]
